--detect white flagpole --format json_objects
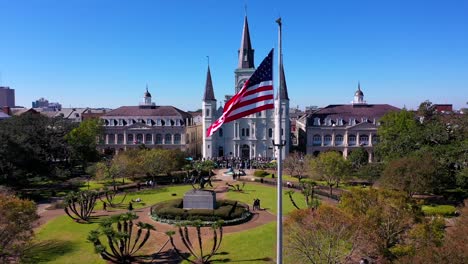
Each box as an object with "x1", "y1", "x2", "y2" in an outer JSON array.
[{"x1": 274, "y1": 17, "x2": 284, "y2": 264}]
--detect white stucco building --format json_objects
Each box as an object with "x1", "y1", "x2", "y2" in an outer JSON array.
[{"x1": 202, "y1": 15, "x2": 290, "y2": 160}]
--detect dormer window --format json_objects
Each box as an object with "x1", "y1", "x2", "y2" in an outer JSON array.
[
  {"x1": 362, "y1": 117, "x2": 368, "y2": 123},
  {"x1": 349, "y1": 118, "x2": 356, "y2": 126},
  {"x1": 146, "y1": 119, "x2": 152, "y2": 126},
  {"x1": 313, "y1": 117, "x2": 321, "y2": 126},
  {"x1": 118, "y1": 119, "x2": 123, "y2": 126},
  {"x1": 337, "y1": 118, "x2": 344, "y2": 126}
]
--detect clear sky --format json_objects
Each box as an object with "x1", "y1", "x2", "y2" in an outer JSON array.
[{"x1": 1, "y1": 0, "x2": 467, "y2": 111}]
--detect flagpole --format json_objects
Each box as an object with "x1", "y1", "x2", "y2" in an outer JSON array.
[{"x1": 274, "y1": 17, "x2": 285, "y2": 264}]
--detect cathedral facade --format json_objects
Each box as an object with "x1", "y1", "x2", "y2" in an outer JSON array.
[{"x1": 202, "y1": 16, "x2": 290, "y2": 160}]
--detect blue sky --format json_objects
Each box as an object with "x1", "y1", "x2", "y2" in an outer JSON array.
[{"x1": 0, "y1": 0, "x2": 467, "y2": 111}]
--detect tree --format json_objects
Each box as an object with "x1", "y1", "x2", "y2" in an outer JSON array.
[
  {"x1": 375, "y1": 109, "x2": 422, "y2": 161},
  {"x1": 355, "y1": 162, "x2": 384, "y2": 184},
  {"x1": 284, "y1": 206, "x2": 361, "y2": 264},
  {"x1": 141, "y1": 149, "x2": 187, "y2": 182},
  {"x1": 166, "y1": 220, "x2": 223, "y2": 264},
  {"x1": 380, "y1": 155, "x2": 437, "y2": 198},
  {"x1": 0, "y1": 191, "x2": 38, "y2": 262},
  {"x1": 396, "y1": 200, "x2": 468, "y2": 264},
  {"x1": 64, "y1": 190, "x2": 98, "y2": 222},
  {"x1": 94, "y1": 158, "x2": 125, "y2": 191},
  {"x1": 0, "y1": 113, "x2": 74, "y2": 186},
  {"x1": 284, "y1": 152, "x2": 309, "y2": 181},
  {"x1": 65, "y1": 118, "x2": 103, "y2": 167},
  {"x1": 347, "y1": 147, "x2": 369, "y2": 170},
  {"x1": 340, "y1": 188, "x2": 418, "y2": 261},
  {"x1": 87, "y1": 213, "x2": 157, "y2": 264},
  {"x1": 308, "y1": 151, "x2": 351, "y2": 196}
]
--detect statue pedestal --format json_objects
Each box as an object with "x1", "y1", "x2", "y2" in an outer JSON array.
[{"x1": 183, "y1": 190, "x2": 216, "y2": 210}]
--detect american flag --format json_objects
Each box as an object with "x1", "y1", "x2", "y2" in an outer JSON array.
[{"x1": 206, "y1": 49, "x2": 274, "y2": 137}]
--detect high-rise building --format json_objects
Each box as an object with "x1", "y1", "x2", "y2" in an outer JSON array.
[
  {"x1": 0, "y1": 87, "x2": 15, "y2": 107},
  {"x1": 202, "y1": 15, "x2": 290, "y2": 160}
]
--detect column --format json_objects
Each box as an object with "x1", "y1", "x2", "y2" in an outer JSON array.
[
  {"x1": 249, "y1": 142, "x2": 253, "y2": 159},
  {"x1": 369, "y1": 133, "x2": 373, "y2": 146},
  {"x1": 331, "y1": 132, "x2": 335, "y2": 146},
  {"x1": 321, "y1": 132, "x2": 324, "y2": 147},
  {"x1": 368, "y1": 151, "x2": 373, "y2": 163},
  {"x1": 143, "y1": 134, "x2": 146, "y2": 144},
  {"x1": 123, "y1": 131, "x2": 127, "y2": 145},
  {"x1": 344, "y1": 131, "x2": 348, "y2": 146},
  {"x1": 356, "y1": 132, "x2": 360, "y2": 146},
  {"x1": 105, "y1": 134, "x2": 109, "y2": 145}
]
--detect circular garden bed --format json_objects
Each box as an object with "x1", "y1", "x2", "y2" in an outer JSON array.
[{"x1": 150, "y1": 199, "x2": 252, "y2": 226}]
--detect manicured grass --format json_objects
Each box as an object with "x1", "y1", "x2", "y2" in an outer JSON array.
[
  {"x1": 96, "y1": 185, "x2": 193, "y2": 210},
  {"x1": 32, "y1": 185, "x2": 193, "y2": 264},
  {"x1": 226, "y1": 183, "x2": 307, "y2": 215},
  {"x1": 31, "y1": 215, "x2": 104, "y2": 264},
  {"x1": 79, "y1": 177, "x2": 135, "y2": 191},
  {"x1": 422, "y1": 204, "x2": 457, "y2": 217},
  {"x1": 209, "y1": 222, "x2": 276, "y2": 263}
]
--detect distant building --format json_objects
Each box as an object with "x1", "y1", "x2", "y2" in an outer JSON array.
[
  {"x1": 98, "y1": 87, "x2": 195, "y2": 154},
  {"x1": 0, "y1": 107, "x2": 11, "y2": 120},
  {"x1": 433, "y1": 104, "x2": 453, "y2": 113},
  {"x1": 0, "y1": 87, "x2": 15, "y2": 107},
  {"x1": 186, "y1": 110, "x2": 203, "y2": 158},
  {"x1": 32, "y1": 97, "x2": 62, "y2": 111},
  {"x1": 297, "y1": 84, "x2": 400, "y2": 161}
]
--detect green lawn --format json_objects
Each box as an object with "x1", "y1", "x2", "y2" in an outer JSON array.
[
  {"x1": 79, "y1": 177, "x2": 135, "y2": 191},
  {"x1": 95, "y1": 185, "x2": 193, "y2": 210},
  {"x1": 32, "y1": 185, "x2": 192, "y2": 263},
  {"x1": 422, "y1": 204, "x2": 457, "y2": 217},
  {"x1": 225, "y1": 183, "x2": 307, "y2": 215},
  {"x1": 209, "y1": 222, "x2": 276, "y2": 263}
]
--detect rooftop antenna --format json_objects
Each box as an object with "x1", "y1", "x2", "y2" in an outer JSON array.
[{"x1": 206, "y1": 55, "x2": 209, "y2": 67}]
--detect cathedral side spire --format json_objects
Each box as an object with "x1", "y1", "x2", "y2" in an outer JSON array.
[
  {"x1": 238, "y1": 15, "x2": 255, "y2": 69},
  {"x1": 203, "y1": 66, "x2": 216, "y2": 101}
]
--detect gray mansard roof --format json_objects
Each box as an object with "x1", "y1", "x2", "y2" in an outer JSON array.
[
  {"x1": 307, "y1": 104, "x2": 400, "y2": 126},
  {"x1": 103, "y1": 105, "x2": 191, "y2": 119}
]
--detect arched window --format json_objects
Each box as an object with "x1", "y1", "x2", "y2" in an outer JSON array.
[
  {"x1": 136, "y1": 134, "x2": 143, "y2": 144},
  {"x1": 186, "y1": 133, "x2": 190, "y2": 143},
  {"x1": 108, "y1": 134, "x2": 115, "y2": 144},
  {"x1": 165, "y1": 134, "x2": 172, "y2": 144},
  {"x1": 174, "y1": 134, "x2": 181, "y2": 144},
  {"x1": 335, "y1": 135, "x2": 344, "y2": 146},
  {"x1": 312, "y1": 134, "x2": 322, "y2": 146},
  {"x1": 348, "y1": 135, "x2": 356, "y2": 146},
  {"x1": 117, "y1": 134, "x2": 124, "y2": 144},
  {"x1": 360, "y1": 135, "x2": 369, "y2": 146},
  {"x1": 268, "y1": 128, "x2": 273, "y2": 138},
  {"x1": 145, "y1": 134, "x2": 152, "y2": 144},
  {"x1": 372, "y1": 135, "x2": 379, "y2": 144},
  {"x1": 324, "y1": 135, "x2": 332, "y2": 146},
  {"x1": 156, "y1": 134, "x2": 162, "y2": 144},
  {"x1": 219, "y1": 128, "x2": 223, "y2": 137},
  {"x1": 127, "y1": 134, "x2": 134, "y2": 144}
]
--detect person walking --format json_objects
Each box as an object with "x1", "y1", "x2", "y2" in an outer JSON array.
[{"x1": 128, "y1": 202, "x2": 133, "y2": 211}]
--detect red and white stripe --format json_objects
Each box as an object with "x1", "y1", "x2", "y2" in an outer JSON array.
[{"x1": 206, "y1": 80, "x2": 274, "y2": 137}]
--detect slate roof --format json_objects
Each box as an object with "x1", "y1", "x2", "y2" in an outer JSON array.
[
  {"x1": 203, "y1": 66, "x2": 216, "y2": 101},
  {"x1": 238, "y1": 16, "x2": 255, "y2": 69},
  {"x1": 103, "y1": 106, "x2": 191, "y2": 119},
  {"x1": 308, "y1": 104, "x2": 400, "y2": 126}
]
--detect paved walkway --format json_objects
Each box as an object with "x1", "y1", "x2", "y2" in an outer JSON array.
[{"x1": 34, "y1": 169, "x2": 331, "y2": 262}]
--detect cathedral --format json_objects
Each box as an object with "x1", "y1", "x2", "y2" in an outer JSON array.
[{"x1": 202, "y1": 15, "x2": 290, "y2": 160}]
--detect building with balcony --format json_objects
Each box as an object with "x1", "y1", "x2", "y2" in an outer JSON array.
[
  {"x1": 297, "y1": 84, "x2": 399, "y2": 161},
  {"x1": 98, "y1": 87, "x2": 194, "y2": 154}
]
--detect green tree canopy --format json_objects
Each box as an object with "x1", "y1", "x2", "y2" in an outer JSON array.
[{"x1": 308, "y1": 151, "x2": 351, "y2": 196}]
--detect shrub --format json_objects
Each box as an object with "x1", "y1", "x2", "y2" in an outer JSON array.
[{"x1": 254, "y1": 170, "x2": 269, "y2": 177}]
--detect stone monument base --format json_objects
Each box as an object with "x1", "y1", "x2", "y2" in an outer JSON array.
[{"x1": 183, "y1": 190, "x2": 216, "y2": 210}]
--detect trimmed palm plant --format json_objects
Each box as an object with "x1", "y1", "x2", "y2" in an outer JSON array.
[
  {"x1": 87, "y1": 212, "x2": 156, "y2": 263},
  {"x1": 166, "y1": 220, "x2": 223, "y2": 264},
  {"x1": 64, "y1": 190, "x2": 98, "y2": 222},
  {"x1": 287, "y1": 180, "x2": 320, "y2": 210}
]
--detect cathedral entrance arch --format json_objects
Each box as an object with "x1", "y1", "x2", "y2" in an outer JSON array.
[{"x1": 241, "y1": 144, "x2": 250, "y2": 159}]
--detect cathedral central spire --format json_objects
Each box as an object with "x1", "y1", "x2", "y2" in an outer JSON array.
[
  {"x1": 203, "y1": 66, "x2": 216, "y2": 101},
  {"x1": 238, "y1": 15, "x2": 255, "y2": 69}
]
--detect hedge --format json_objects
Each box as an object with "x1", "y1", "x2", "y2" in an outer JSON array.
[{"x1": 151, "y1": 199, "x2": 251, "y2": 223}]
